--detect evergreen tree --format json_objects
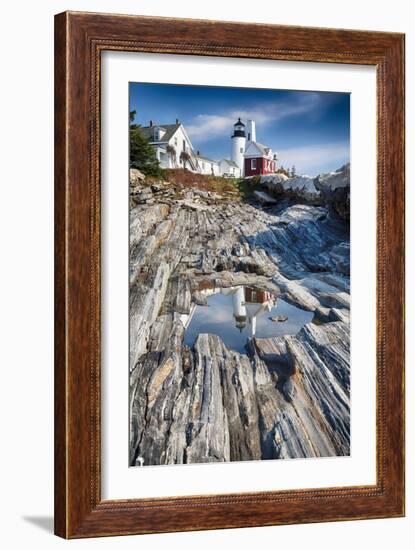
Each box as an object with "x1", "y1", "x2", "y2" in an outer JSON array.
[{"x1": 129, "y1": 122, "x2": 162, "y2": 177}]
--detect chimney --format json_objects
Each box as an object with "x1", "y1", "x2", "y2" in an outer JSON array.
[
  {"x1": 176, "y1": 118, "x2": 180, "y2": 125},
  {"x1": 197, "y1": 150, "x2": 200, "y2": 155},
  {"x1": 247, "y1": 120, "x2": 256, "y2": 143},
  {"x1": 149, "y1": 120, "x2": 153, "y2": 127}
]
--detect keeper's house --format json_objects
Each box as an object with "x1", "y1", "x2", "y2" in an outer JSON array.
[
  {"x1": 244, "y1": 141, "x2": 278, "y2": 176},
  {"x1": 140, "y1": 119, "x2": 200, "y2": 172}
]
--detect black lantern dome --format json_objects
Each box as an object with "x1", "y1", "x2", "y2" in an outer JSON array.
[{"x1": 232, "y1": 118, "x2": 246, "y2": 138}]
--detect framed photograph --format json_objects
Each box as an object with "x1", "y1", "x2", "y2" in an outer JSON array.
[{"x1": 54, "y1": 11, "x2": 405, "y2": 538}]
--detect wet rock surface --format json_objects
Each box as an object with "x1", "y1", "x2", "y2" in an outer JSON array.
[{"x1": 129, "y1": 170, "x2": 350, "y2": 466}]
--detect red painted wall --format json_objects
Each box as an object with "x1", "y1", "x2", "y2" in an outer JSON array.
[{"x1": 244, "y1": 157, "x2": 276, "y2": 176}]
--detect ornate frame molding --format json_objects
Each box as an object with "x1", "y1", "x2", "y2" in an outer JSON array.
[{"x1": 55, "y1": 11, "x2": 405, "y2": 538}]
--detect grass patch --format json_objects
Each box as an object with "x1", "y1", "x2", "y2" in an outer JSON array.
[
  {"x1": 141, "y1": 169, "x2": 264, "y2": 201},
  {"x1": 163, "y1": 169, "x2": 242, "y2": 195}
]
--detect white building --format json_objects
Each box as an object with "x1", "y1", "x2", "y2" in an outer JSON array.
[
  {"x1": 219, "y1": 158, "x2": 241, "y2": 178},
  {"x1": 196, "y1": 152, "x2": 221, "y2": 176},
  {"x1": 140, "y1": 120, "x2": 200, "y2": 172}
]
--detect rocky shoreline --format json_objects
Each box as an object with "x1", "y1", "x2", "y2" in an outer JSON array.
[{"x1": 129, "y1": 165, "x2": 350, "y2": 466}]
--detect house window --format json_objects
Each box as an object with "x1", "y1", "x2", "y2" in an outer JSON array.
[
  {"x1": 251, "y1": 159, "x2": 257, "y2": 170},
  {"x1": 183, "y1": 140, "x2": 186, "y2": 151},
  {"x1": 174, "y1": 137, "x2": 178, "y2": 146},
  {"x1": 240, "y1": 147, "x2": 244, "y2": 153}
]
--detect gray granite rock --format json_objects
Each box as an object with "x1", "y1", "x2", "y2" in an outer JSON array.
[
  {"x1": 315, "y1": 164, "x2": 350, "y2": 220},
  {"x1": 262, "y1": 173, "x2": 321, "y2": 204},
  {"x1": 128, "y1": 174, "x2": 350, "y2": 465},
  {"x1": 253, "y1": 190, "x2": 277, "y2": 205},
  {"x1": 129, "y1": 167, "x2": 145, "y2": 186},
  {"x1": 260, "y1": 164, "x2": 350, "y2": 221}
]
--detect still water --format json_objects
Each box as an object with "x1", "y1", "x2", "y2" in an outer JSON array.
[{"x1": 183, "y1": 285, "x2": 313, "y2": 354}]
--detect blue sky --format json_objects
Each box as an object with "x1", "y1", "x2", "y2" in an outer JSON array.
[{"x1": 130, "y1": 82, "x2": 350, "y2": 176}]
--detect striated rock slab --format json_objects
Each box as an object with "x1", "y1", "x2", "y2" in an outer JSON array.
[
  {"x1": 128, "y1": 177, "x2": 350, "y2": 466},
  {"x1": 296, "y1": 321, "x2": 350, "y2": 391},
  {"x1": 130, "y1": 320, "x2": 350, "y2": 465},
  {"x1": 252, "y1": 320, "x2": 349, "y2": 459},
  {"x1": 130, "y1": 333, "x2": 263, "y2": 465}
]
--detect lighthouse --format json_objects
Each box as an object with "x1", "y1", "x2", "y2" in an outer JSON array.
[{"x1": 231, "y1": 118, "x2": 246, "y2": 176}]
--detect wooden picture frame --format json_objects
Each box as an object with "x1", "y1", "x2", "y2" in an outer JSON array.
[{"x1": 54, "y1": 11, "x2": 405, "y2": 538}]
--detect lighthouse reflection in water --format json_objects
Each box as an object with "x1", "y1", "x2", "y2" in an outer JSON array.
[{"x1": 183, "y1": 285, "x2": 313, "y2": 355}]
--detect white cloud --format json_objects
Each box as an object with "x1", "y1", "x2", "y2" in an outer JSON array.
[
  {"x1": 186, "y1": 114, "x2": 234, "y2": 141},
  {"x1": 277, "y1": 142, "x2": 350, "y2": 176},
  {"x1": 186, "y1": 93, "x2": 322, "y2": 142}
]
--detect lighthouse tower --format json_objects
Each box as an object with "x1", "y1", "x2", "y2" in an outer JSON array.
[{"x1": 231, "y1": 118, "x2": 246, "y2": 176}]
